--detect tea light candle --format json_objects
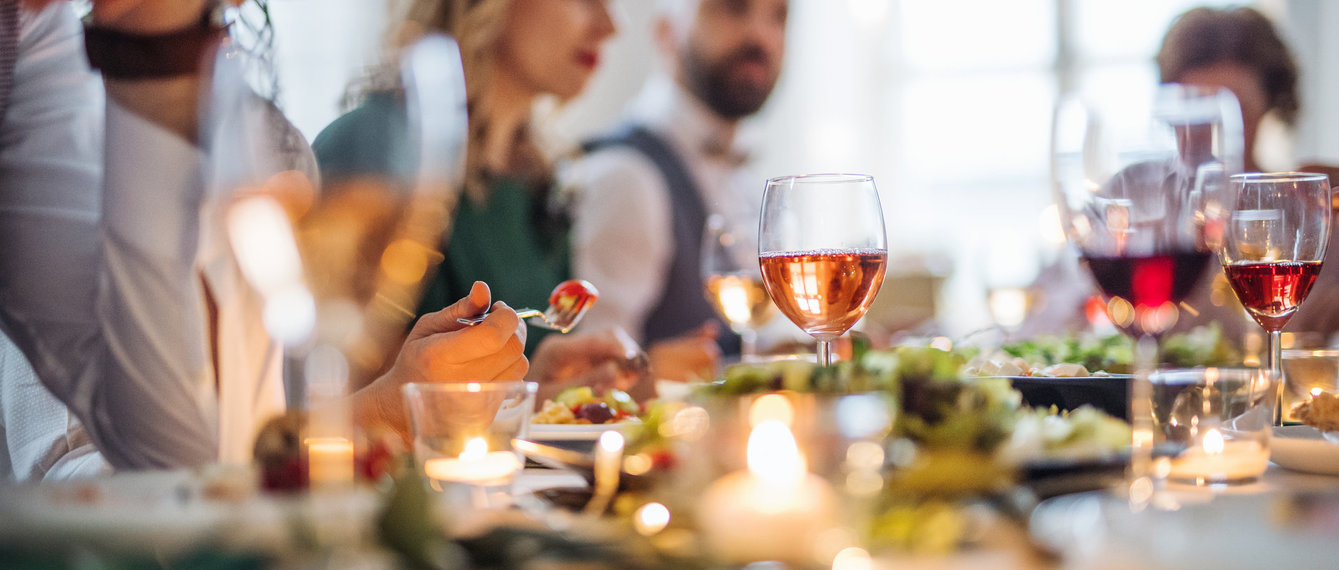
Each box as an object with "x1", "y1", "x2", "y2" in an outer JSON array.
[
  {"x1": 424, "y1": 437, "x2": 522, "y2": 485},
  {"x1": 1168, "y1": 428, "x2": 1269, "y2": 483},
  {"x1": 697, "y1": 420, "x2": 838, "y2": 565}
]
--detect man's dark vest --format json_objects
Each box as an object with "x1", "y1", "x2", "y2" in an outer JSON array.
[{"x1": 583, "y1": 126, "x2": 741, "y2": 356}]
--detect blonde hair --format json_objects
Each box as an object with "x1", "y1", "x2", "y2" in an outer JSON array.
[{"x1": 387, "y1": 0, "x2": 553, "y2": 202}]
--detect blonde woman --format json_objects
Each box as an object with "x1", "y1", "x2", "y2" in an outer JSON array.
[{"x1": 315, "y1": 0, "x2": 695, "y2": 399}]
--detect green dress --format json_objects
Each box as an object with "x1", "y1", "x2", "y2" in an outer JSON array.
[{"x1": 312, "y1": 92, "x2": 570, "y2": 355}]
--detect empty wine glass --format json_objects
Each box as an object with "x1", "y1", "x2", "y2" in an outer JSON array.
[
  {"x1": 758, "y1": 174, "x2": 888, "y2": 366},
  {"x1": 702, "y1": 214, "x2": 777, "y2": 361},
  {"x1": 212, "y1": 33, "x2": 467, "y2": 461},
  {"x1": 1220, "y1": 172, "x2": 1331, "y2": 422},
  {"x1": 1052, "y1": 84, "x2": 1242, "y2": 507}
]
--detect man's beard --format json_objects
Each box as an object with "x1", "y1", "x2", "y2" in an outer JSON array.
[{"x1": 682, "y1": 42, "x2": 778, "y2": 120}]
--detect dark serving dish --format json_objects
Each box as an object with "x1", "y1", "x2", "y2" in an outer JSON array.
[{"x1": 1005, "y1": 375, "x2": 1132, "y2": 420}]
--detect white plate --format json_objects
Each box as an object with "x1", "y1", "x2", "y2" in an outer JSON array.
[
  {"x1": 525, "y1": 422, "x2": 641, "y2": 441},
  {"x1": 1270, "y1": 425, "x2": 1339, "y2": 476}
]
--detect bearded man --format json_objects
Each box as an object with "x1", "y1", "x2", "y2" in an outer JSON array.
[{"x1": 569, "y1": 0, "x2": 788, "y2": 370}]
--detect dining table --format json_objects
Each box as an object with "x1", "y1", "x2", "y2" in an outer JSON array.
[{"x1": 3, "y1": 454, "x2": 1339, "y2": 569}]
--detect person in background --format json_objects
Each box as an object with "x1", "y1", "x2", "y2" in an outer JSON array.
[
  {"x1": 1157, "y1": 5, "x2": 1339, "y2": 345},
  {"x1": 1017, "y1": 6, "x2": 1293, "y2": 344},
  {"x1": 568, "y1": 0, "x2": 788, "y2": 376},
  {"x1": 0, "y1": 0, "x2": 529, "y2": 475},
  {"x1": 1157, "y1": 5, "x2": 1299, "y2": 174},
  {"x1": 313, "y1": 0, "x2": 654, "y2": 399}
]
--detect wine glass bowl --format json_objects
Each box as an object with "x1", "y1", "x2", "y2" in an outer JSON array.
[
  {"x1": 701, "y1": 214, "x2": 776, "y2": 360},
  {"x1": 757, "y1": 174, "x2": 888, "y2": 366},
  {"x1": 218, "y1": 34, "x2": 467, "y2": 400},
  {"x1": 1220, "y1": 173, "x2": 1330, "y2": 332},
  {"x1": 1052, "y1": 85, "x2": 1242, "y2": 338}
]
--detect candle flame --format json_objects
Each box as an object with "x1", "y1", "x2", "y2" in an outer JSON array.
[
  {"x1": 599, "y1": 430, "x2": 626, "y2": 453},
  {"x1": 1312, "y1": 387, "x2": 1325, "y2": 397},
  {"x1": 747, "y1": 420, "x2": 806, "y2": 488},
  {"x1": 1203, "y1": 428, "x2": 1224, "y2": 455},
  {"x1": 461, "y1": 437, "x2": 488, "y2": 460},
  {"x1": 832, "y1": 546, "x2": 874, "y2": 570},
  {"x1": 634, "y1": 502, "x2": 671, "y2": 536}
]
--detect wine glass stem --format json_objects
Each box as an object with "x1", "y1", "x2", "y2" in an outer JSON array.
[
  {"x1": 740, "y1": 329, "x2": 758, "y2": 363},
  {"x1": 1267, "y1": 329, "x2": 1283, "y2": 426},
  {"x1": 1128, "y1": 335, "x2": 1158, "y2": 511},
  {"x1": 817, "y1": 339, "x2": 834, "y2": 367}
]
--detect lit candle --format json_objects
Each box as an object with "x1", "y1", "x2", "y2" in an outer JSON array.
[
  {"x1": 1168, "y1": 428, "x2": 1269, "y2": 483},
  {"x1": 424, "y1": 437, "x2": 522, "y2": 485},
  {"x1": 697, "y1": 420, "x2": 838, "y2": 565},
  {"x1": 306, "y1": 437, "x2": 355, "y2": 487}
]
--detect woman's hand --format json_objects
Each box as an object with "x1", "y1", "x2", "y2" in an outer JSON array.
[
  {"x1": 648, "y1": 321, "x2": 722, "y2": 384},
  {"x1": 528, "y1": 328, "x2": 648, "y2": 402},
  {"x1": 390, "y1": 281, "x2": 528, "y2": 383},
  {"x1": 355, "y1": 281, "x2": 528, "y2": 434}
]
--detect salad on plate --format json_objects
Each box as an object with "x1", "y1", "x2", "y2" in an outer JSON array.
[{"x1": 532, "y1": 387, "x2": 642, "y2": 426}]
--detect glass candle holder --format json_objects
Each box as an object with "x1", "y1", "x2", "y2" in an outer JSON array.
[
  {"x1": 1149, "y1": 368, "x2": 1277, "y2": 487},
  {"x1": 1281, "y1": 349, "x2": 1339, "y2": 424},
  {"x1": 673, "y1": 391, "x2": 894, "y2": 566},
  {"x1": 402, "y1": 382, "x2": 537, "y2": 508}
]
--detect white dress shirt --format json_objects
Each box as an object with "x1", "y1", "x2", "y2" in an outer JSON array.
[
  {"x1": 96, "y1": 98, "x2": 286, "y2": 468},
  {"x1": 569, "y1": 76, "x2": 761, "y2": 343},
  {"x1": 0, "y1": 3, "x2": 286, "y2": 474},
  {"x1": 0, "y1": 2, "x2": 107, "y2": 479}
]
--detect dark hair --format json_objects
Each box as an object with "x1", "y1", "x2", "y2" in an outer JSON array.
[{"x1": 1157, "y1": 6, "x2": 1300, "y2": 125}]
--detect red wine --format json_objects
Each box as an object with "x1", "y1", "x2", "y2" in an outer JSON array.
[
  {"x1": 759, "y1": 249, "x2": 886, "y2": 340},
  {"x1": 1082, "y1": 251, "x2": 1213, "y2": 334},
  {"x1": 1224, "y1": 261, "x2": 1323, "y2": 331}
]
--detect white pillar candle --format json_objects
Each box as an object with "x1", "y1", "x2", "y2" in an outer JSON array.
[{"x1": 306, "y1": 437, "x2": 356, "y2": 487}]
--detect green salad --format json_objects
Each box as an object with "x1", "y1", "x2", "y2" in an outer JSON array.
[
  {"x1": 996, "y1": 323, "x2": 1241, "y2": 374},
  {"x1": 702, "y1": 343, "x2": 1129, "y2": 553}
]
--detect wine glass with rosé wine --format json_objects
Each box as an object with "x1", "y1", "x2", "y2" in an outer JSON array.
[
  {"x1": 757, "y1": 174, "x2": 888, "y2": 366},
  {"x1": 1052, "y1": 84, "x2": 1242, "y2": 508},
  {"x1": 1220, "y1": 172, "x2": 1331, "y2": 420}
]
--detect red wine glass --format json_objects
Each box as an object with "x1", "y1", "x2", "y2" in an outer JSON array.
[
  {"x1": 758, "y1": 174, "x2": 887, "y2": 366},
  {"x1": 1052, "y1": 84, "x2": 1242, "y2": 506},
  {"x1": 1220, "y1": 172, "x2": 1331, "y2": 419}
]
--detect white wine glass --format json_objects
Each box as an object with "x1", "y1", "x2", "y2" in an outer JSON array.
[
  {"x1": 1052, "y1": 84, "x2": 1242, "y2": 506},
  {"x1": 758, "y1": 174, "x2": 888, "y2": 366},
  {"x1": 701, "y1": 214, "x2": 776, "y2": 361}
]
